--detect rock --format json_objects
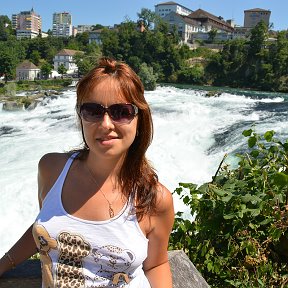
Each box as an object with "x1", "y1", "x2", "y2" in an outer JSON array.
[
  {"x1": 2, "y1": 101, "x2": 24, "y2": 111},
  {"x1": 169, "y1": 250, "x2": 210, "y2": 288},
  {"x1": 205, "y1": 91, "x2": 221, "y2": 97}
]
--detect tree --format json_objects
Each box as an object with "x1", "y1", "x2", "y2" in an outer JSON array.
[
  {"x1": 246, "y1": 20, "x2": 269, "y2": 87},
  {"x1": 0, "y1": 15, "x2": 13, "y2": 41},
  {"x1": 58, "y1": 64, "x2": 67, "y2": 77},
  {"x1": 248, "y1": 20, "x2": 268, "y2": 57},
  {"x1": 208, "y1": 28, "x2": 217, "y2": 43},
  {"x1": 0, "y1": 50, "x2": 17, "y2": 82},
  {"x1": 92, "y1": 24, "x2": 104, "y2": 31},
  {"x1": 75, "y1": 31, "x2": 89, "y2": 49},
  {"x1": 100, "y1": 28, "x2": 120, "y2": 58},
  {"x1": 30, "y1": 50, "x2": 41, "y2": 66},
  {"x1": 41, "y1": 61, "x2": 53, "y2": 79},
  {"x1": 138, "y1": 62, "x2": 157, "y2": 91},
  {"x1": 74, "y1": 46, "x2": 101, "y2": 76},
  {"x1": 271, "y1": 31, "x2": 288, "y2": 77},
  {"x1": 177, "y1": 64, "x2": 204, "y2": 84}
]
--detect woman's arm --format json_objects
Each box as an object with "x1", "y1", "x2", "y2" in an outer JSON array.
[
  {"x1": 0, "y1": 152, "x2": 65, "y2": 277},
  {"x1": 0, "y1": 224, "x2": 38, "y2": 276},
  {"x1": 143, "y1": 184, "x2": 175, "y2": 288}
]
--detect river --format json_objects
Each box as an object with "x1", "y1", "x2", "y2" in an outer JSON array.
[{"x1": 0, "y1": 85, "x2": 287, "y2": 256}]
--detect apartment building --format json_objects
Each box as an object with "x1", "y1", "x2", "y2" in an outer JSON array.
[
  {"x1": 155, "y1": 1, "x2": 192, "y2": 18},
  {"x1": 244, "y1": 8, "x2": 271, "y2": 28},
  {"x1": 52, "y1": 12, "x2": 72, "y2": 37},
  {"x1": 12, "y1": 8, "x2": 42, "y2": 39}
]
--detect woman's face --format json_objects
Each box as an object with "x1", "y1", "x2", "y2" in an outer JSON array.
[{"x1": 80, "y1": 79, "x2": 138, "y2": 161}]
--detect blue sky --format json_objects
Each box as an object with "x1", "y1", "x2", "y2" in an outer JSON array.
[{"x1": 1, "y1": 0, "x2": 287, "y2": 32}]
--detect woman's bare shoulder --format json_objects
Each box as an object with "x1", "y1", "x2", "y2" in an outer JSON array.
[
  {"x1": 38, "y1": 152, "x2": 70, "y2": 174},
  {"x1": 38, "y1": 152, "x2": 71, "y2": 203},
  {"x1": 155, "y1": 182, "x2": 174, "y2": 214}
]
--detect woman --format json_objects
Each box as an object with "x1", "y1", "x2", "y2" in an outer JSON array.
[{"x1": 0, "y1": 57, "x2": 174, "y2": 287}]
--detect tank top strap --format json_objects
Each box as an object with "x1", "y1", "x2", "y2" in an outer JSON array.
[
  {"x1": 120, "y1": 194, "x2": 136, "y2": 220},
  {"x1": 42, "y1": 152, "x2": 79, "y2": 204},
  {"x1": 56, "y1": 152, "x2": 79, "y2": 185}
]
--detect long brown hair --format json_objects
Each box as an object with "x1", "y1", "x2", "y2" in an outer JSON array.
[{"x1": 76, "y1": 57, "x2": 158, "y2": 217}]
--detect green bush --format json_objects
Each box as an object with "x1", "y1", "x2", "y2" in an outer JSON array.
[
  {"x1": 170, "y1": 129, "x2": 288, "y2": 287},
  {"x1": 177, "y1": 64, "x2": 205, "y2": 84},
  {"x1": 138, "y1": 62, "x2": 158, "y2": 91}
]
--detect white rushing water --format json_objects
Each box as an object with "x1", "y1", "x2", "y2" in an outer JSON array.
[{"x1": 0, "y1": 85, "x2": 287, "y2": 256}]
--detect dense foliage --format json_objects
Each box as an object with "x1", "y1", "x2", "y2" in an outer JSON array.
[
  {"x1": 169, "y1": 130, "x2": 288, "y2": 287},
  {"x1": 0, "y1": 10, "x2": 287, "y2": 92},
  {"x1": 206, "y1": 21, "x2": 288, "y2": 92}
]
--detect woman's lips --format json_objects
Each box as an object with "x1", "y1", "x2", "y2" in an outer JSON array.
[{"x1": 96, "y1": 136, "x2": 119, "y2": 145}]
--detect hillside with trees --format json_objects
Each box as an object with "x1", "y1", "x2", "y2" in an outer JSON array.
[{"x1": 0, "y1": 9, "x2": 288, "y2": 92}]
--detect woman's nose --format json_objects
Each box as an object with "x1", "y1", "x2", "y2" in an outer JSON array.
[{"x1": 100, "y1": 112, "x2": 115, "y2": 129}]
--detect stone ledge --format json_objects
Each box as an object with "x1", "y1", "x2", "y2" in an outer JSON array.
[
  {"x1": 169, "y1": 250, "x2": 210, "y2": 288},
  {"x1": 0, "y1": 250, "x2": 210, "y2": 288}
]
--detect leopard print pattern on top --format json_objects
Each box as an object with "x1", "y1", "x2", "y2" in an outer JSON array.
[{"x1": 56, "y1": 231, "x2": 91, "y2": 288}]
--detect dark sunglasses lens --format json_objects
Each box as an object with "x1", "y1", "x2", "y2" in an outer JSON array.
[
  {"x1": 109, "y1": 104, "x2": 135, "y2": 123},
  {"x1": 80, "y1": 104, "x2": 104, "y2": 122}
]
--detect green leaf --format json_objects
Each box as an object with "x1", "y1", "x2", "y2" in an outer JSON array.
[
  {"x1": 273, "y1": 172, "x2": 288, "y2": 188},
  {"x1": 183, "y1": 195, "x2": 190, "y2": 204},
  {"x1": 250, "y1": 150, "x2": 260, "y2": 158},
  {"x1": 179, "y1": 182, "x2": 198, "y2": 190},
  {"x1": 223, "y1": 213, "x2": 236, "y2": 219},
  {"x1": 211, "y1": 187, "x2": 228, "y2": 197},
  {"x1": 282, "y1": 142, "x2": 288, "y2": 152},
  {"x1": 207, "y1": 261, "x2": 214, "y2": 272},
  {"x1": 242, "y1": 129, "x2": 252, "y2": 137},
  {"x1": 259, "y1": 218, "x2": 273, "y2": 225},
  {"x1": 241, "y1": 194, "x2": 261, "y2": 204},
  {"x1": 248, "y1": 136, "x2": 257, "y2": 148},
  {"x1": 248, "y1": 208, "x2": 261, "y2": 217},
  {"x1": 264, "y1": 130, "x2": 275, "y2": 142},
  {"x1": 222, "y1": 194, "x2": 233, "y2": 202}
]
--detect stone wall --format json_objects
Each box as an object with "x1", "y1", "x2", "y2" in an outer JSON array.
[{"x1": 0, "y1": 250, "x2": 210, "y2": 288}]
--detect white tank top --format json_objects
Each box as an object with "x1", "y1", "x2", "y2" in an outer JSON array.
[{"x1": 33, "y1": 153, "x2": 151, "y2": 288}]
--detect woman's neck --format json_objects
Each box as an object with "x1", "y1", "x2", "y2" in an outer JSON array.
[{"x1": 85, "y1": 152, "x2": 123, "y2": 181}]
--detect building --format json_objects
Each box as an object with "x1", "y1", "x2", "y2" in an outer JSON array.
[
  {"x1": 72, "y1": 25, "x2": 94, "y2": 36},
  {"x1": 16, "y1": 60, "x2": 40, "y2": 80},
  {"x1": 52, "y1": 12, "x2": 72, "y2": 37},
  {"x1": 163, "y1": 12, "x2": 203, "y2": 43},
  {"x1": 232, "y1": 26, "x2": 251, "y2": 39},
  {"x1": 12, "y1": 8, "x2": 42, "y2": 39},
  {"x1": 188, "y1": 9, "x2": 234, "y2": 33},
  {"x1": 88, "y1": 29, "x2": 102, "y2": 45},
  {"x1": 53, "y1": 49, "x2": 82, "y2": 74},
  {"x1": 76, "y1": 25, "x2": 93, "y2": 34},
  {"x1": 244, "y1": 8, "x2": 271, "y2": 28},
  {"x1": 155, "y1": 1, "x2": 192, "y2": 18}
]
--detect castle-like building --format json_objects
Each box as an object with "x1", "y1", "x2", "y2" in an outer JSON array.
[{"x1": 154, "y1": 1, "x2": 271, "y2": 43}]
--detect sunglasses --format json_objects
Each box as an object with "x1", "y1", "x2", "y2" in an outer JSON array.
[{"x1": 78, "y1": 103, "x2": 138, "y2": 124}]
